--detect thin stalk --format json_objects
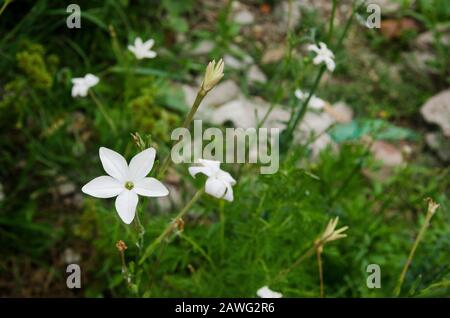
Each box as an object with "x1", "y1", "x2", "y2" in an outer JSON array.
[
  {"x1": 285, "y1": 66, "x2": 326, "y2": 139},
  {"x1": 273, "y1": 231, "x2": 338, "y2": 283},
  {"x1": 317, "y1": 249, "x2": 324, "y2": 298},
  {"x1": 219, "y1": 200, "x2": 225, "y2": 260},
  {"x1": 327, "y1": 0, "x2": 338, "y2": 43},
  {"x1": 139, "y1": 187, "x2": 205, "y2": 264},
  {"x1": 89, "y1": 90, "x2": 117, "y2": 133},
  {"x1": 157, "y1": 88, "x2": 207, "y2": 179},
  {"x1": 394, "y1": 201, "x2": 439, "y2": 296},
  {"x1": 0, "y1": 0, "x2": 12, "y2": 17},
  {"x1": 134, "y1": 207, "x2": 145, "y2": 252},
  {"x1": 273, "y1": 244, "x2": 316, "y2": 283}
]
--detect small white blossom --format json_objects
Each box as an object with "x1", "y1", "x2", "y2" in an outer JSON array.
[
  {"x1": 307, "y1": 42, "x2": 335, "y2": 72},
  {"x1": 128, "y1": 37, "x2": 157, "y2": 60},
  {"x1": 82, "y1": 147, "x2": 169, "y2": 224},
  {"x1": 257, "y1": 286, "x2": 283, "y2": 298},
  {"x1": 201, "y1": 59, "x2": 224, "y2": 92},
  {"x1": 188, "y1": 159, "x2": 235, "y2": 202},
  {"x1": 71, "y1": 73, "x2": 99, "y2": 98},
  {"x1": 294, "y1": 88, "x2": 326, "y2": 110}
]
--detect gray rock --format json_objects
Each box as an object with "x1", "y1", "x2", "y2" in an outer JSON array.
[
  {"x1": 425, "y1": 132, "x2": 450, "y2": 161},
  {"x1": 191, "y1": 40, "x2": 215, "y2": 55},
  {"x1": 247, "y1": 65, "x2": 267, "y2": 84},
  {"x1": 274, "y1": 0, "x2": 302, "y2": 33},
  {"x1": 233, "y1": 9, "x2": 255, "y2": 25},
  {"x1": 421, "y1": 90, "x2": 450, "y2": 136}
]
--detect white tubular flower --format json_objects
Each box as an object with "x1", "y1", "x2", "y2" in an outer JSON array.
[
  {"x1": 71, "y1": 73, "x2": 99, "y2": 98},
  {"x1": 201, "y1": 59, "x2": 224, "y2": 92},
  {"x1": 188, "y1": 159, "x2": 235, "y2": 202},
  {"x1": 307, "y1": 42, "x2": 336, "y2": 72},
  {"x1": 128, "y1": 37, "x2": 157, "y2": 60},
  {"x1": 82, "y1": 147, "x2": 169, "y2": 224},
  {"x1": 257, "y1": 286, "x2": 283, "y2": 298},
  {"x1": 294, "y1": 88, "x2": 326, "y2": 110}
]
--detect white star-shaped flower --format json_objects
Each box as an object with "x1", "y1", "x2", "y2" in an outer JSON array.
[
  {"x1": 128, "y1": 37, "x2": 157, "y2": 60},
  {"x1": 82, "y1": 147, "x2": 169, "y2": 224},
  {"x1": 307, "y1": 42, "x2": 335, "y2": 72},
  {"x1": 188, "y1": 159, "x2": 236, "y2": 202},
  {"x1": 256, "y1": 286, "x2": 283, "y2": 298},
  {"x1": 71, "y1": 73, "x2": 99, "y2": 98},
  {"x1": 294, "y1": 88, "x2": 326, "y2": 110}
]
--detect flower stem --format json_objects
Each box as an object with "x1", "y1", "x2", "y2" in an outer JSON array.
[
  {"x1": 0, "y1": 0, "x2": 12, "y2": 17},
  {"x1": 219, "y1": 200, "x2": 225, "y2": 260},
  {"x1": 393, "y1": 201, "x2": 439, "y2": 296},
  {"x1": 327, "y1": 0, "x2": 338, "y2": 43},
  {"x1": 134, "y1": 207, "x2": 145, "y2": 252},
  {"x1": 89, "y1": 90, "x2": 117, "y2": 133},
  {"x1": 157, "y1": 88, "x2": 207, "y2": 179},
  {"x1": 139, "y1": 187, "x2": 205, "y2": 265},
  {"x1": 316, "y1": 248, "x2": 324, "y2": 298},
  {"x1": 273, "y1": 244, "x2": 316, "y2": 283}
]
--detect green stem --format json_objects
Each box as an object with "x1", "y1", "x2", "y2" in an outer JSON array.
[
  {"x1": 393, "y1": 207, "x2": 437, "y2": 296},
  {"x1": 157, "y1": 88, "x2": 207, "y2": 179},
  {"x1": 89, "y1": 90, "x2": 117, "y2": 133},
  {"x1": 273, "y1": 244, "x2": 316, "y2": 283},
  {"x1": 285, "y1": 66, "x2": 326, "y2": 140},
  {"x1": 0, "y1": 0, "x2": 12, "y2": 17},
  {"x1": 139, "y1": 187, "x2": 205, "y2": 264},
  {"x1": 327, "y1": 0, "x2": 338, "y2": 43},
  {"x1": 219, "y1": 200, "x2": 225, "y2": 260}
]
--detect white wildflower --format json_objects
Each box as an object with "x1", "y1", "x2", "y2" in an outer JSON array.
[
  {"x1": 188, "y1": 159, "x2": 235, "y2": 202},
  {"x1": 82, "y1": 147, "x2": 169, "y2": 224}
]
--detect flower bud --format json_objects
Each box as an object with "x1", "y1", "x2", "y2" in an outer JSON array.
[{"x1": 201, "y1": 59, "x2": 224, "y2": 92}]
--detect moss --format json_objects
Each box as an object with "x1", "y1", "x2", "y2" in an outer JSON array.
[
  {"x1": 15, "y1": 42, "x2": 58, "y2": 90},
  {"x1": 127, "y1": 94, "x2": 180, "y2": 142}
]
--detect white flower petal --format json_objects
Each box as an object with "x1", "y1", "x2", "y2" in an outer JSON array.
[
  {"x1": 217, "y1": 170, "x2": 236, "y2": 185},
  {"x1": 143, "y1": 39, "x2": 154, "y2": 49},
  {"x1": 223, "y1": 183, "x2": 234, "y2": 202},
  {"x1": 205, "y1": 177, "x2": 227, "y2": 199},
  {"x1": 198, "y1": 159, "x2": 221, "y2": 173},
  {"x1": 295, "y1": 88, "x2": 304, "y2": 100},
  {"x1": 84, "y1": 74, "x2": 99, "y2": 87},
  {"x1": 115, "y1": 190, "x2": 138, "y2": 224},
  {"x1": 99, "y1": 147, "x2": 129, "y2": 182},
  {"x1": 134, "y1": 177, "x2": 169, "y2": 197},
  {"x1": 188, "y1": 166, "x2": 212, "y2": 178},
  {"x1": 82, "y1": 176, "x2": 124, "y2": 198},
  {"x1": 128, "y1": 148, "x2": 156, "y2": 181},
  {"x1": 307, "y1": 44, "x2": 319, "y2": 53},
  {"x1": 257, "y1": 286, "x2": 283, "y2": 298},
  {"x1": 326, "y1": 58, "x2": 336, "y2": 72},
  {"x1": 143, "y1": 50, "x2": 157, "y2": 59}
]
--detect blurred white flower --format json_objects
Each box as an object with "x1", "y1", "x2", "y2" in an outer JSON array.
[
  {"x1": 71, "y1": 73, "x2": 99, "y2": 98},
  {"x1": 82, "y1": 147, "x2": 169, "y2": 224},
  {"x1": 307, "y1": 42, "x2": 335, "y2": 72},
  {"x1": 188, "y1": 159, "x2": 235, "y2": 202},
  {"x1": 201, "y1": 59, "x2": 224, "y2": 92},
  {"x1": 128, "y1": 37, "x2": 157, "y2": 60},
  {"x1": 294, "y1": 88, "x2": 326, "y2": 110},
  {"x1": 257, "y1": 286, "x2": 283, "y2": 298}
]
